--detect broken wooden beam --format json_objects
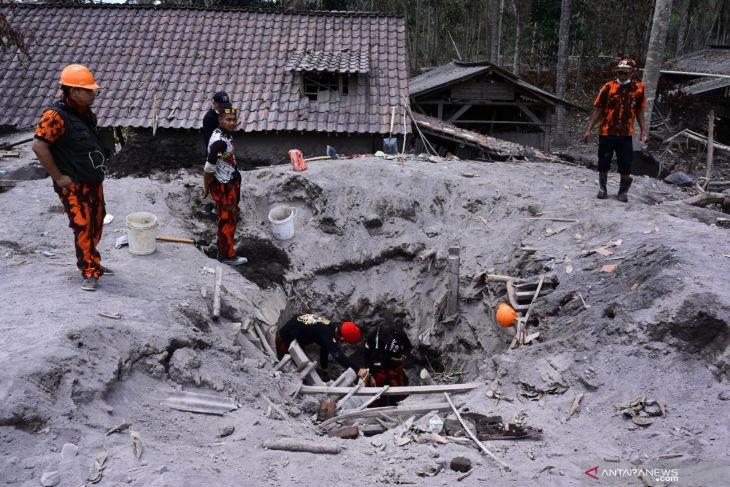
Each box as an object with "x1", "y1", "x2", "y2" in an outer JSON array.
[
  {"x1": 0, "y1": 180, "x2": 19, "y2": 188},
  {"x1": 212, "y1": 266, "x2": 222, "y2": 320},
  {"x1": 335, "y1": 380, "x2": 364, "y2": 412},
  {"x1": 354, "y1": 386, "x2": 390, "y2": 411},
  {"x1": 261, "y1": 439, "x2": 341, "y2": 455},
  {"x1": 680, "y1": 192, "x2": 729, "y2": 208},
  {"x1": 252, "y1": 319, "x2": 276, "y2": 360},
  {"x1": 299, "y1": 382, "x2": 481, "y2": 396},
  {"x1": 262, "y1": 395, "x2": 292, "y2": 422},
  {"x1": 273, "y1": 354, "x2": 292, "y2": 372},
  {"x1": 288, "y1": 340, "x2": 325, "y2": 386}
]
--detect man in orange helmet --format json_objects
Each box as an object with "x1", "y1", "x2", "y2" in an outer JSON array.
[
  {"x1": 275, "y1": 314, "x2": 369, "y2": 381},
  {"x1": 583, "y1": 58, "x2": 649, "y2": 203},
  {"x1": 32, "y1": 64, "x2": 111, "y2": 291}
]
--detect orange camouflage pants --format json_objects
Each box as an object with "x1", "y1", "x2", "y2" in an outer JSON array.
[
  {"x1": 370, "y1": 364, "x2": 408, "y2": 407},
  {"x1": 209, "y1": 179, "x2": 240, "y2": 259},
  {"x1": 54, "y1": 181, "x2": 105, "y2": 279}
]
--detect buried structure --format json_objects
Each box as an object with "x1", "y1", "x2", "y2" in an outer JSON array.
[{"x1": 0, "y1": 155, "x2": 729, "y2": 485}]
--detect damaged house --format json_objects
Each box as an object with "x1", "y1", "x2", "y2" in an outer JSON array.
[
  {"x1": 660, "y1": 45, "x2": 730, "y2": 143},
  {"x1": 0, "y1": 4, "x2": 410, "y2": 167},
  {"x1": 408, "y1": 60, "x2": 572, "y2": 155}
]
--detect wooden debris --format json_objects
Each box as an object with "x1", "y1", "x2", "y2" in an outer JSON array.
[
  {"x1": 252, "y1": 319, "x2": 276, "y2": 360},
  {"x1": 0, "y1": 180, "x2": 18, "y2": 188},
  {"x1": 457, "y1": 466, "x2": 478, "y2": 481},
  {"x1": 130, "y1": 431, "x2": 143, "y2": 461},
  {"x1": 445, "y1": 246, "x2": 460, "y2": 317},
  {"x1": 0, "y1": 150, "x2": 20, "y2": 157},
  {"x1": 657, "y1": 453, "x2": 683, "y2": 460},
  {"x1": 105, "y1": 422, "x2": 130, "y2": 436},
  {"x1": 212, "y1": 266, "x2": 222, "y2": 320},
  {"x1": 327, "y1": 425, "x2": 359, "y2": 439},
  {"x1": 419, "y1": 368, "x2": 434, "y2": 385},
  {"x1": 601, "y1": 264, "x2": 617, "y2": 273},
  {"x1": 261, "y1": 439, "x2": 341, "y2": 455},
  {"x1": 262, "y1": 395, "x2": 292, "y2": 421},
  {"x1": 704, "y1": 110, "x2": 715, "y2": 191},
  {"x1": 568, "y1": 393, "x2": 584, "y2": 417},
  {"x1": 354, "y1": 386, "x2": 390, "y2": 411},
  {"x1": 418, "y1": 248, "x2": 437, "y2": 261},
  {"x1": 98, "y1": 312, "x2": 122, "y2": 320},
  {"x1": 524, "y1": 217, "x2": 578, "y2": 223},
  {"x1": 510, "y1": 274, "x2": 545, "y2": 349},
  {"x1": 335, "y1": 379, "x2": 364, "y2": 412},
  {"x1": 288, "y1": 340, "x2": 325, "y2": 386},
  {"x1": 299, "y1": 382, "x2": 481, "y2": 396},
  {"x1": 316, "y1": 402, "x2": 458, "y2": 432},
  {"x1": 680, "y1": 192, "x2": 729, "y2": 208},
  {"x1": 444, "y1": 393, "x2": 510, "y2": 470},
  {"x1": 272, "y1": 354, "x2": 292, "y2": 372}
]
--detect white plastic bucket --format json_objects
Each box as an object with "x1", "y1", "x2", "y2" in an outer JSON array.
[
  {"x1": 268, "y1": 205, "x2": 297, "y2": 240},
  {"x1": 126, "y1": 212, "x2": 158, "y2": 255}
]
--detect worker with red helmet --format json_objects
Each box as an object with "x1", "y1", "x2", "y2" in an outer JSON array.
[
  {"x1": 275, "y1": 314, "x2": 368, "y2": 380},
  {"x1": 583, "y1": 57, "x2": 649, "y2": 203},
  {"x1": 32, "y1": 64, "x2": 111, "y2": 291}
]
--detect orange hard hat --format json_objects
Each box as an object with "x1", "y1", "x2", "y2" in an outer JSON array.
[
  {"x1": 59, "y1": 64, "x2": 100, "y2": 90},
  {"x1": 340, "y1": 321, "x2": 361, "y2": 344},
  {"x1": 496, "y1": 303, "x2": 518, "y2": 328}
]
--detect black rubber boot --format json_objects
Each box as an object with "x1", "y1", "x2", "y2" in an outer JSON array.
[
  {"x1": 597, "y1": 173, "x2": 608, "y2": 199},
  {"x1": 617, "y1": 177, "x2": 633, "y2": 202}
]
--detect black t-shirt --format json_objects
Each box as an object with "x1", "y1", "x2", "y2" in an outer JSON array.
[
  {"x1": 202, "y1": 108, "x2": 219, "y2": 148},
  {"x1": 364, "y1": 326, "x2": 412, "y2": 372},
  {"x1": 278, "y1": 314, "x2": 357, "y2": 371}
]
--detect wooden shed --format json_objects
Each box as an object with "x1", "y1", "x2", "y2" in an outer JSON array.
[{"x1": 409, "y1": 61, "x2": 571, "y2": 152}]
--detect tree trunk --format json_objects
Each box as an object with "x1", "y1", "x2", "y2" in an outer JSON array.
[
  {"x1": 639, "y1": 0, "x2": 674, "y2": 148},
  {"x1": 675, "y1": 0, "x2": 691, "y2": 56},
  {"x1": 510, "y1": 0, "x2": 521, "y2": 74},
  {"x1": 555, "y1": 0, "x2": 573, "y2": 147},
  {"x1": 496, "y1": 0, "x2": 504, "y2": 65},
  {"x1": 489, "y1": 0, "x2": 500, "y2": 63}
]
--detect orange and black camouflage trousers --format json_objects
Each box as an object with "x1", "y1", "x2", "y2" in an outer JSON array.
[
  {"x1": 54, "y1": 181, "x2": 105, "y2": 279},
  {"x1": 370, "y1": 365, "x2": 409, "y2": 407},
  {"x1": 209, "y1": 179, "x2": 240, "y2": 259}
]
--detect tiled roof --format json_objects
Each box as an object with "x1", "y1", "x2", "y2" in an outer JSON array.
[
  {"x1": 410, "y1": 61, "x2": 574, "y2": 108},
  {"x1": 0, "y1": 4, "x2": 409, "y2": 134},
  {"x1": 285, "y1": 50, "x2": 370, "y2": 73}
]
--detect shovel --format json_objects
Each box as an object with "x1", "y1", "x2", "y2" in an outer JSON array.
[
  {"x1": 383, "y1": 106, "x2": 397, "y2": 155},
  {"x1": 115, "y1": 234, "x2": 209, "y2": 249}
]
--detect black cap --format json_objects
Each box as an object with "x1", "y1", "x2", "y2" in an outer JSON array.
[{"x1": 212, "y1": 91, "x2": 230, "y2": 103}]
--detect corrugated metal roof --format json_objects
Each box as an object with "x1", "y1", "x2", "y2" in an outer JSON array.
[{"x1": 0, "y1": 4, "x2": 410, "y2": 134}]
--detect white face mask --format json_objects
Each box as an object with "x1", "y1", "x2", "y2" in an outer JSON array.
[{"x1": 616, "y1": 72, "x2": 632, "y2": 85}]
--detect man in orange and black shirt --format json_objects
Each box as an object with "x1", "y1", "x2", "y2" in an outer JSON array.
[
  {"x1": 583, "y1": 58, "x2": 649, "y2": 202},
  {"x1": 32, "y1": 64, "x2": 111, "y2": 291}
]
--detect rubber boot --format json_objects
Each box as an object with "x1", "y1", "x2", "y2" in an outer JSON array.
[
  {"x1": 617, "y1": 177, "x2": 633, "y2": 202},
  {"x1": 597, "y1": 173, "x2": 608, "y2": 199}
]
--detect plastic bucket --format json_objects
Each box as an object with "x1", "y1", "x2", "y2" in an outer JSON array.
[
  {"x1": 126, "y1": 212, "x2": 158, "y2": 255},
  {"x1": 267, "y1": 205, "x2": 297, "y2": 240}
]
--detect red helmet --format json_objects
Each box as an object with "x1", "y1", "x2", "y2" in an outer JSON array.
[{"x1": 340, "y1": 321, "x2": 361, "y2": 344}]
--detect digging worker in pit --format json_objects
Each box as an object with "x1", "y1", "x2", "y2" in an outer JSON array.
[
  {"x1": 583, "y1": 58, "x2": 649, "y2": 203},
  {"x1": 363, "y1": 323, "x2": 412, "y2": 407},
  {"x1": 32, "y1": 64, "x2": 111, "y2": 292},
  {"x1": 202, "y1": 91, "x2": 231, "y2": 149},
  {"x1": 275, "y1": 314, "x2": 369, "y2": 381},
  {"x1": 202, "y1": 106, "x2": 247, "y2": 266}
]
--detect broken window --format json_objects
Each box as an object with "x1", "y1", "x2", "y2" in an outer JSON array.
[{"x1": 302, "y1": 73, "x2": 349, "y2": 101}]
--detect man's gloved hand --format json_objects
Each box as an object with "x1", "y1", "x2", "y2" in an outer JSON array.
[{"x1": 357, "y1": 368, "x2": 370, "y2": 381}]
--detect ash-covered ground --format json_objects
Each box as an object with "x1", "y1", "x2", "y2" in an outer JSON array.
[{"x1": 1, "y1": 140, "x2": 729, "y2": 486}]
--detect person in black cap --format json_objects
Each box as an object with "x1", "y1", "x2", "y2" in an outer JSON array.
[{"x1": 202, "y1": 91, "x2": 231, "y2": 148}]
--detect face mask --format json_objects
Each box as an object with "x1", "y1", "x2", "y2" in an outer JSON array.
[{"x1": 617, "y1": 76, "x2": 632, "y2": 85}]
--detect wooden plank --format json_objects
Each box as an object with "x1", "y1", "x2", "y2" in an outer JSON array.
[
  {"x1": 316, "y1": 402, "x2": 457, "y2": 432},
  {"x1": 262, "y1": 395, "x2": 292, "y2": 422},
  {"x1": 212, "y1": 266, "x2": 222, "y2": 320},
  {"x1": 288, "y1": 341, "x2": 325, "y2": 386},
  {"x1": 298, "y1": 361, "x2": 317, "y2": 380},
  {"x1": 0, "y1": 180, "x2": 18, "y2": 188},
  {"x1": 447, "y1": 104, "x2": 472, "y2": 123},
  {"x1": 299, "y1": 382, "x2": 481, "y2": 396},
  {"x1": 335, "y1": 380, "x2": 364, "y2": 412},
  {"x1": 353, "y1": 386, "x2": 389, "y2": 411},
  {"x1": 252, "y1": 320, "x2": 276, "y2": 360},
  {"x1": 445, "y1": 245, "x2": 460, "y2": 318},
  {"x1": 273, "y1": 354, "x2": 292, "y2": 372},
  {"x1": 704, "y1": 110, "x2": 715, "y2": 190},
  {"x1": 261, "y1": 440, "x2": 341, "y2": 455}
]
